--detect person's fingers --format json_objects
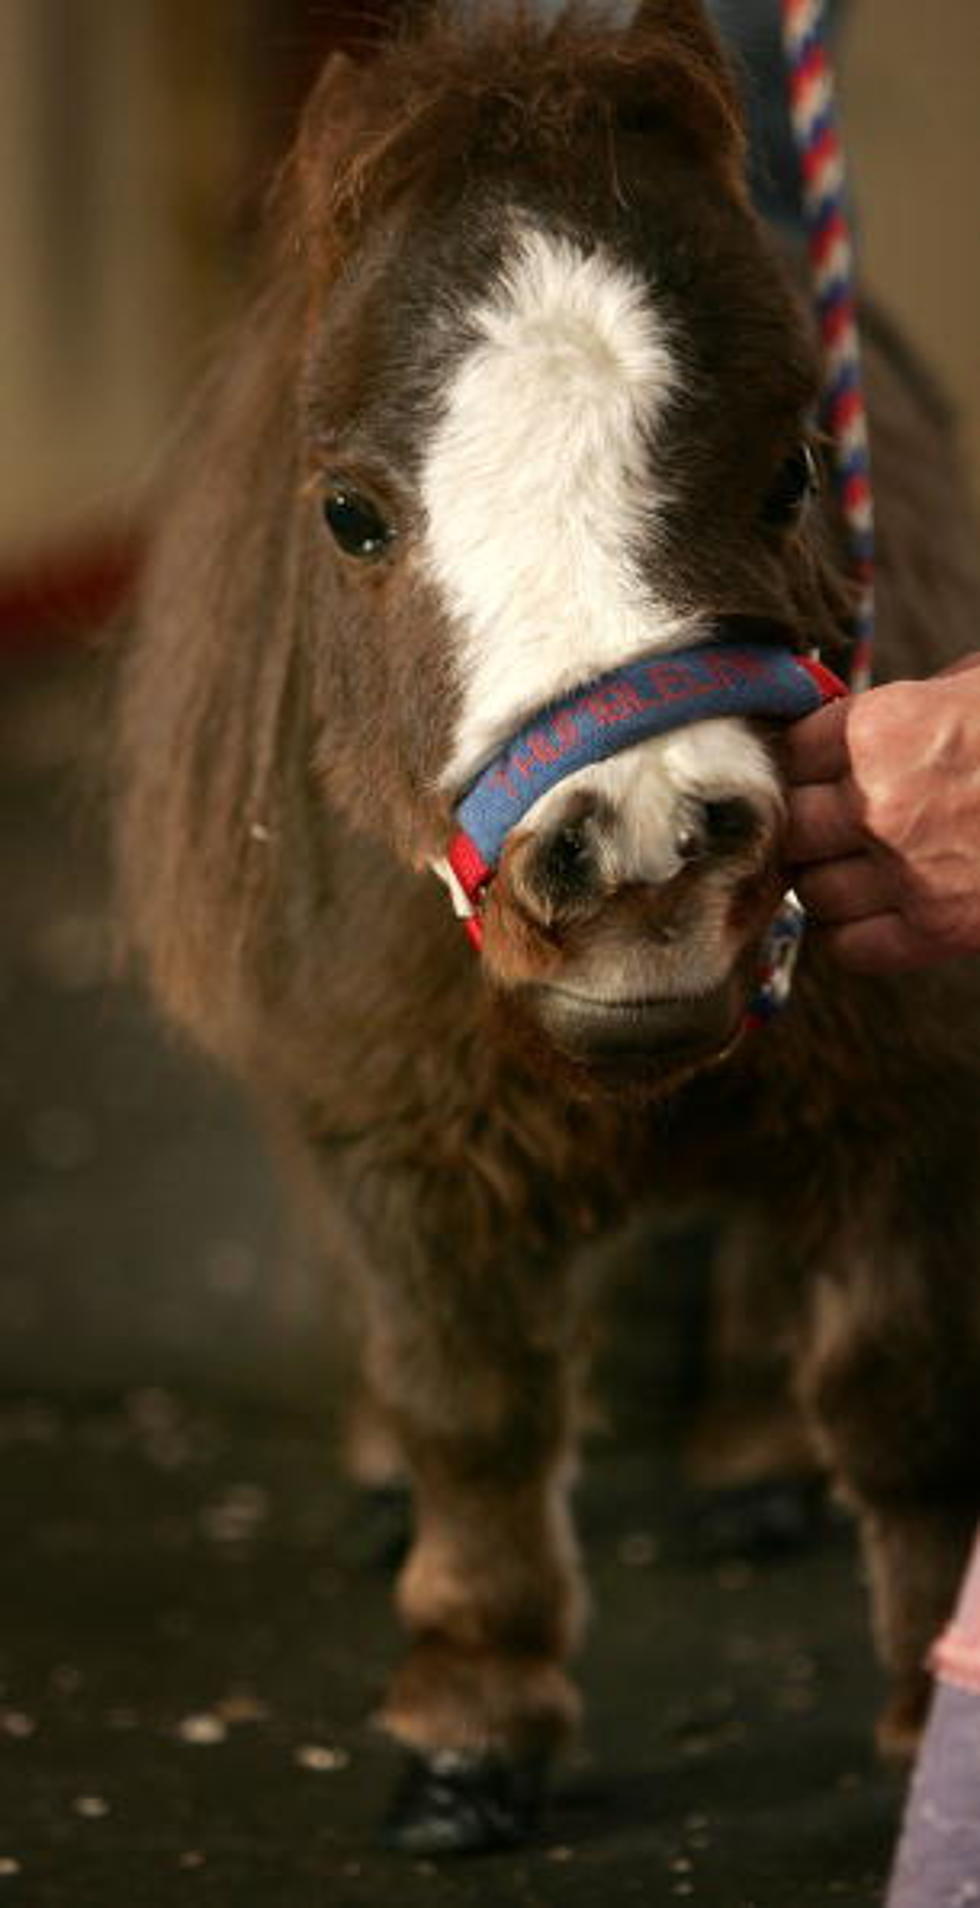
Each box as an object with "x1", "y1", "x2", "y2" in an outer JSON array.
[
  {"x1": 781, "y1": 696, "x2": 852, "y2": 784},
  {"x1": 785, "y1": 666, "x2": 980, "y2": 972},
  {"x1": 783, "y1": 778, "x2": 866, "y2": 862},
  {"x1": 814, "y1": 911, "x2": 948, "y2": 973},
  {"x1": 794, "y1": 853, "x2": 893, "y2": 925}
]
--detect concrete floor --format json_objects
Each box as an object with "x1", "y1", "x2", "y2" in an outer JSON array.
[{"x1": 0, "y1": 1392, "x2": 898, "y2": 1907}]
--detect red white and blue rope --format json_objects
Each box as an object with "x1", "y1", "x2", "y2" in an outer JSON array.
[{"x1": 780, "y1": 0, "x2": 875, "y2": 690}]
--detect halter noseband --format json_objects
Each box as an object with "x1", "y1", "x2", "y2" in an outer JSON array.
[{"x1": 440, "y1": 620, "x2": 846, "y2": 952}]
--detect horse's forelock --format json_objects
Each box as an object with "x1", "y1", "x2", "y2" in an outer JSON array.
[{"x1": 286, "y1": 4, "x2": 746, "y2": 284}]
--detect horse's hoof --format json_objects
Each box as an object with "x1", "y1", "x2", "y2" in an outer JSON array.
[{"x1": 380, "y1": 1748, "x2": 545, "y2": 1855}]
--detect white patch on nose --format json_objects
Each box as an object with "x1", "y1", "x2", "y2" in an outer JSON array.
[
  {"x1": 421, "y1": 225, "x2": 692, "y2": 788},
  {"x1": 525, "y1": 719, "x2": 783, "y2": 891}
]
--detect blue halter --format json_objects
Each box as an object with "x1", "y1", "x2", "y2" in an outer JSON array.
[{"x1": 443, "y1": 625, "x2": 845, "y2": 956}]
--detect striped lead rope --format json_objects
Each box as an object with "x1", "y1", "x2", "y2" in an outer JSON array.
[{"x1": 780, "y1": 0, "x2": 875, "y2": 690}]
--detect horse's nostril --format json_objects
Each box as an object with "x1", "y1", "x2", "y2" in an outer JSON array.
[
  {"x1": 704, "y1": 797, "x2": 759, "y2": 851},
  {"x1": 542, "y1": 818, "x2": 595, "y2": 902},
  {"x1": 678, "y1": 797, "x2": 760, "y2": 863},
  {"x1": 521, "y1": 798, "x2": 614, "y2": 921}
]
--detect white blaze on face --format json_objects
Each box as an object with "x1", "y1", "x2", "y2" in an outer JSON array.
[{"x1": 421, "y1": 224, "x2": 782, "y2": 867}]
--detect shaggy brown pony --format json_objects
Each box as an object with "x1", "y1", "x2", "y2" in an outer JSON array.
[{"x1": 118, "y1": 0, "x2": 980, "y2": 1853}]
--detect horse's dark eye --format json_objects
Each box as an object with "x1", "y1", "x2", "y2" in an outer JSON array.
[
  {"x1": 322, "y1": 484, "x2": 393, "y2": 560},
  {"x1": 762, "y1": 443, "x2": 819, "y2": 527}
]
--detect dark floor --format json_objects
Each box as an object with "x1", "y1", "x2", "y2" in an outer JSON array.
[{"x1": 0, "y1": 649, "x2": 904, "y2": 1905}]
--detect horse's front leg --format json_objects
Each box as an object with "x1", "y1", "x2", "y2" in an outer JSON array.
[
  {"x1": 379, "y1": 1337, "x2": 586, "y2": 1853},
  {"x1": 337, "y1": 1155, "x2": 591, "y2": 1854}
]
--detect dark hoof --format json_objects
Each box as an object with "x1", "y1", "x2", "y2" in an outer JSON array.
[
  {"x1": 381, "y1": 1749, "x2": 545, "y2": 1856},
  {"x1": 690, "y1": 1477, "x2": 825, "y2": 1562}
]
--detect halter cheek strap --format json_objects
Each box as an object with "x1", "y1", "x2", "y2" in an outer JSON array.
[{"x1": 439, "y1": 632, "x2": 846, "y2": 950}]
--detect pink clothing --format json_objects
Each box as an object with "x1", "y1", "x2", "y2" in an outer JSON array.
[
  {"x1": 931, "y1": 1534, "x2": 980, "y2": 1697},
  {"x1": 886, "y1": 1531, "x2": 980, "y2": 1905}
]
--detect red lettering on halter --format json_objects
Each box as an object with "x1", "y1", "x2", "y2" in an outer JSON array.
[
  {"x1": 646, "y1": 659, "x2": 704, "y2": 701},
  {"x1": 529, "y1": 709, "x2": 585, "y2": 762},
  {"x1": 528, "y1": 729, "x2": 561, "y2": 766},
  {"x1": 488, "y1": 764, "x2": 519, "y2": 802},
  {"x1": 703, "y1": 652, "x2": 766, "y2": 690},
  {"x1": 585, "y1": 681, "x2": 648, "y2": 725},
  {"x1": 476, "y1": 646, "x2": 788, "y2": 820}
]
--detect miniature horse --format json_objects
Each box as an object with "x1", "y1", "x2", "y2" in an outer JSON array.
[{"x1": 118, "y1": 0, "x2": 980, "y2": 1853}]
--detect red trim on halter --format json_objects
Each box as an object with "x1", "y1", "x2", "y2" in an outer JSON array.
[
  {"x1": 448, "y1": 831, "x2": 492, "y2": 901},
  {"x1": 447, "y1": 831, "x2": 491, "y2": 947},
  {"x1": 799, "y1": 655, "x2": 848, "y2": 702}
]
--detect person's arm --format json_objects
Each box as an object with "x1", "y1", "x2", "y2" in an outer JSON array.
[{"x1": 783, "y1": 654, "x2": 980, "y2": 971}]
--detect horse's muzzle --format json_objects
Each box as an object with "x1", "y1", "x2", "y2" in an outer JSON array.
[{"x1": 527, "y1": 975, "x2": 744, "y2": 1084}]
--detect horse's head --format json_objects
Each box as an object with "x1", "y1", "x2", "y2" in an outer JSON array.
[{"x1": 293, "y1": 1, "x2": 852, "y2": 1094}]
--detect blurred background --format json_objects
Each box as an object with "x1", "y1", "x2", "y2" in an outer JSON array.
[
  {"x1": 0, "y1": 0, "x2": 977, "y2": 602},
  {"x1": 0, "y1": 0, "x2": 978, "y2": 1394},
  {"x1": 0, "y1": 0, "x2": 394, "y2": 1406}
]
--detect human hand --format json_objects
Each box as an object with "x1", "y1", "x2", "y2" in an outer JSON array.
[{"x1": 782, "y1": 654, "x2": 980, "y2": 972}]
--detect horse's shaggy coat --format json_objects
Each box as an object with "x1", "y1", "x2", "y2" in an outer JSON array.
[{"x1": 118, "y1": 0, "x2": 980, "y2": 1847}]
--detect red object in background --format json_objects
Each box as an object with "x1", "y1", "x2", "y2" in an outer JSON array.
[
  {"x1": 0, "y1": 0, "x2": 397, "y2": 654},
  {"x1": 0, "y1": 536, "x2": 141, "y2": 654}
]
